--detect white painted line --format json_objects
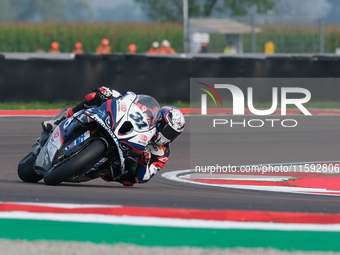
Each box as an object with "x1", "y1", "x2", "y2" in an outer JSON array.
[
  {"x1": 0, "y1": 202, "x2": 122, "y2": 209},
  {"x1": 181, "y1": 173, "x2": 292, "y2": 182},
  {"x1": 162, "y1": 170, "x2": 340, "y2": 196},
  {"x1": 2, "y1": 211, "x2": 340, "y2": 231}
]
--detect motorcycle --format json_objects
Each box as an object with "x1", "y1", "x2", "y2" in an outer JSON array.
[{"x1": 18, "y1": 92, "x2": 159, "y2": 185}]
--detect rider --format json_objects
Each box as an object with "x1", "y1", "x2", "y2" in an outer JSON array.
[
  {"x1": 106, "y1": 105, "x2": 185, "y2": 186},
  {"x1": 42, "y1": 86, "x2": 186, "y2": 186}
]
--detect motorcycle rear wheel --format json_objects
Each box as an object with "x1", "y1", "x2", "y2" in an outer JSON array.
[
  {"x1": 18, "y1": 152, "x2": 43, "y2": 183},
  {"x1": 44, "y1": 140, "x2": 106, "y2": 186}
]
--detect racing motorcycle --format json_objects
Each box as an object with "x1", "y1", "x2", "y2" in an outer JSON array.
[{"x1": 18, "y1": 92, "x2": 159, "y2": 185}]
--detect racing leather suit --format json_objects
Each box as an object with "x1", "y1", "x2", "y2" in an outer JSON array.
[{"x1": 116, "y1": 141, "x2": 170, "y2": 186}]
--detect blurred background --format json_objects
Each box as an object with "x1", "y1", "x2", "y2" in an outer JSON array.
[
  {"x1": 2, "y1": 0, "x2": 340, "y2": 105},
  {"x1": 1, "y1": 0, "x2": 340, "y2": 54}
]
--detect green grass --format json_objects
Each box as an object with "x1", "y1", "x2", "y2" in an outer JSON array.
[
  {"x1": 2, "y1": 219, "x2": 340, "y2": 251},
  {"x1": 209, "y1": 24, "x2": 340, "y2": 54},
  {"x1": 0, "y1": 22, "x2": 183, "y2": 53},
  {"x1": 159, "y1": 100, "x2": 190, "y2": 108},
  {"x1": 1, "y1": 100, "x2": 340, "y2": 110},
  {"x1": 2, "y1": 22, "x2": 340, "y2": 54}
]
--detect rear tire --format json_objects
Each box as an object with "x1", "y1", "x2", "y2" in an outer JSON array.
[
  {"x1": 18, "y1": 152, "x2": 43, "y2": 183},
  {"x1": 44, "y1": 140, "x2": 106, "y2": 186}
]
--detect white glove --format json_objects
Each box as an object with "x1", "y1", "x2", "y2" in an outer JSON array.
[{"x1": 99, "y1": 86, "x2": 122, "y2": 99}]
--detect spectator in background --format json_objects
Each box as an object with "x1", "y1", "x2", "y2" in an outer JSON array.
[
  {"x1": 160, "y1": 40, "x2": 176, "y2": 54},
  {"x1": 199, "y1": 42, "x2": 208, "y2": 53},
  {"x1": 96, "y1": 38, "x2": 112, "y2": 54},
  {"x1": 49, "y1": 42, "x2": 61, "y2": 54},
  {"x1": 36, "y1": 46, "x2": 45, "y2": 53},
  {"x1": 128, "y1": 44, "x2": 137, "y2": 54},
  {"x1": 224, "y1": 42, "x2": 237, "y2": 55},
  {"x1": 72, "y1": 42, "x2": 84, "y2": 54},
  {"x1": 147, "y1": 41, "x2": 160, "y2": 54}
]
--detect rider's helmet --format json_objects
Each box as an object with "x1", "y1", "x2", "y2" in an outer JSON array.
[
  {"x1": 152, "y1": 41, "x2": 159, "y2": 48},
  {"x1": 161, "y1": 40, "x2": 170, "y2": 47},
  {"x1": 51, "y1": 41, "x2": 59, "y2": 49},
  {"x1": 153, "y1": 106, "x2": 185, "y2": 145},
  {"x1": 102, "y1": 38, "x2": 109, "y2": 46},
  {"x1": 75, "y1": 42, "x2": 82, "y2": 49}
]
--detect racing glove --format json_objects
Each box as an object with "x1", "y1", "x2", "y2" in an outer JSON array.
[{"x1": 95, "y1": 86, "x2": 122, "y2": 100}]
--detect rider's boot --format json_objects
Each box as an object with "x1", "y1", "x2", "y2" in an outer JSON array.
[
  {"x1": 41, "y1": 117, "x2": 66, "y2": 133},
  {"x1": 41, "y1": 108, "x2": 73, "y2": 133},
  {"x1": 39, "y1": 117, "x2": 66, "y2": 146},
  {"x1": 39, "y1": 108, "x2": 73, "y2": 146}
]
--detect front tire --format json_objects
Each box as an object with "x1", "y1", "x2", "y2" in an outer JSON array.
[
  {"x1": 18, "y1": 152, "x2": 43, "y2": 183},
  {"x1": 44, "y1": 140, "x2": 106, "y2": 186}
]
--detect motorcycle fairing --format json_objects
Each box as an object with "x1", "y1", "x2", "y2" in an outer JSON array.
[
  {"x1": 119, "y1": 140, "x2": 145, "y2": 157},
  {"x1": 88, "y1": 92, "x2": 156, "y2": 160},
  {"x1": 85, "y1": 113, "x2": 125, "y2": 171},
  {"x1": 35, "y1": 125, "x2": 65, "y2": 172},
  {"x1": 64, "y1": 130, "x2": 91, "y2": 153},
  {"x1": 35, "y1": 114, "x2": 95, "y2": 173},
  {"x1": 36, "y1": 92, "x2": 158, "y2": 178}
]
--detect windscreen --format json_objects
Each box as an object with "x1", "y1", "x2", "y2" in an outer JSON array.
[{"x1": 135, "y1": 95, "x2": 160, "y2": 128}]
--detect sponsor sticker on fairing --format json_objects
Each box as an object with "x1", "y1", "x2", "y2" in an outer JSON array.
[
  {"x1": 54, "y1": 129, "x2": 60, "y2": 139},
  {"x1": 47, "y1": 143, "x2": 58, "y2": 162},
  {"x1": 65, "y1": 131, "x2": 91, "y2": 152},
  {"x1": 139, "y1": 134, "x2": 148, "y2": 142},
  {"x1": 90, "y1": 114, "x2": 125, "y2": 170},
  {"x1": 121, "y1": 102, "x2": 127, "y2": 112}
]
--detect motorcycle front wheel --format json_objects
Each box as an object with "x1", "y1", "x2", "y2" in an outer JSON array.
[
  {"x1": 18, "y1": 152, "x2": 43, "y2": 183},
  {"x1": 44, "y1": 140, "x2": 106, "y2": 186}
]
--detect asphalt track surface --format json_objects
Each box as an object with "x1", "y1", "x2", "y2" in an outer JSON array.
[{"x1": 1, "y1": 116, "x2": 340, "y2": 213}]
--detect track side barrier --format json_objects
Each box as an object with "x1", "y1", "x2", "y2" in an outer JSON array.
[{"x1": 0, "y1": 54, "x2": 340, "y2": 103}]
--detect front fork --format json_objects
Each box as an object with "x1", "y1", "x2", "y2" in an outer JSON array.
[
  {"x1": 32, "y1": 129, "x2": 49, "y2": 156},
  {"x1": 38, "y1": 129, "x2": 50, "y2": 148}
]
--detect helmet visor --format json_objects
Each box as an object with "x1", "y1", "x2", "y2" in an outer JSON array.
[
  {"x1": 161, "y1": 123, "x2": 181, "y2": 142},
  {"x1": 135, "y1": 95, "x2": 160, "y2": 129}
]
